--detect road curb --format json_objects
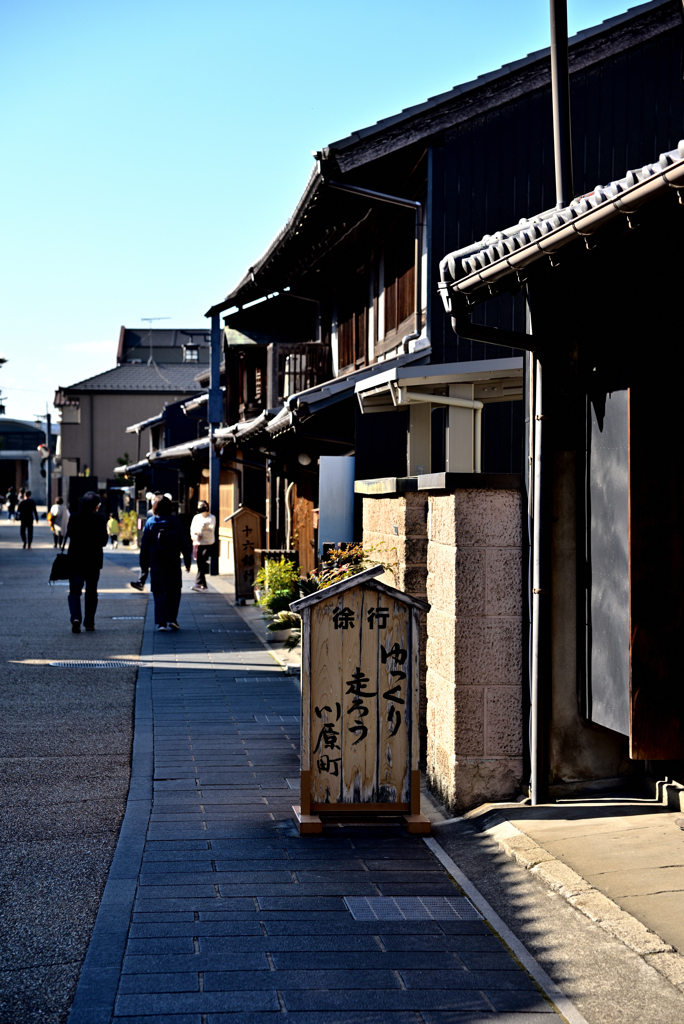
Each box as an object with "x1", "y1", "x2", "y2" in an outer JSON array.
[
  {"x1": 425, "y1": 836, "x2": 591, "y2": 1024},
  {"x1": 67, "y1": 599, "x2": 155, "y2": 1024},
  {"x1": 456, "y1": 808, "x2": 684, "y2": 996}
]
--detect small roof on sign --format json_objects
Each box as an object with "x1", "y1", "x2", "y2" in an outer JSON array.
[
  {"x1": 223, "y1": 505, "x2": 266, "y2": 522},
  {"x1": 290, "y1": 564, "x2": 430, "y2": 614}
]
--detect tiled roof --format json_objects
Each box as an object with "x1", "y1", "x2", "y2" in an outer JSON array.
[
  {"x1": 439, "y1": 141, "x2": 684, "y2": 302},
  {"x1": 61, "y1": 363, "x2": 204, "y2": 393}
]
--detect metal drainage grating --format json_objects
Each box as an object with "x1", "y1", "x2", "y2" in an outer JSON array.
[
  {"x1": 112, "y1": 616, "x2": 145, "y2": 620},
  {"x1": 49, "y1": 660, "x2": 139, "y2": 668},
  {"x1": 49, "y1": 581, "x2": 70, "y2": 586},
  {"x1": 344, "y1": 896, "x2": 482, "y2": 921}
]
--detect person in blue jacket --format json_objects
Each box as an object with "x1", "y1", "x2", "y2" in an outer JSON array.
[{"x1": 139, "y1": 495, "x2": 192, "y2": 631}]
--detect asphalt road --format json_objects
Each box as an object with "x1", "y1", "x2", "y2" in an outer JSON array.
[{"x1": 0, "y1": 518, "x2": 146, "y2": 1024}]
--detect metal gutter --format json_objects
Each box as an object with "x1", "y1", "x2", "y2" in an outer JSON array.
[{"x1": 124, "y1": 413, "x2": 165, "y2": 435}]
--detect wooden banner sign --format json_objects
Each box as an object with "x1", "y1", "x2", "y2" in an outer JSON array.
[
  {"x1": 290, "y1": 565, "x2": 431, "y2": 835},
  {"x1": 224, "y1": 506, "x2": 264, "y2": 602}
]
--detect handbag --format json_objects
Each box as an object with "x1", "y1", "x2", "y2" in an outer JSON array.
[{"x1": 49, "y1": 552, "x2": 71, "y2": 583}]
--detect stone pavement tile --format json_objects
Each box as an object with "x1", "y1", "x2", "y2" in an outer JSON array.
[
  {"x1": 199, "y1": 934, "x2": 384, "y2": 952},
  {"x1": 261, "y1": 918, "x2": 446, "y2": 934},
  {"x1": 122, "y1": 953, "x2": 270, "y2": 973},
  {"x1": 458, "y1": 951, "x2": 526, "y2": 970},
  {"x1": 256, "y1": 896, "x2": 348, "y2": 911},
  {"x1": 400, "y1": 969, "x2": 537, "y2": 990},
  {"x1": 117, "y1": 972, "x2": 199, "y2": 993},
  {"x1": 381, "y1": 933, "x2": 498, "y2": 950},
  {"x1": 113, "y1": 1017, "x2": 201, "y2": 1024},
  {"x1": 424, "y1": 1015, "x2": 554, "y2": 1023},
  {"x1": 485, "y1": 991, "x2": 556, "y2": 1013},
  {"x1": 114, "y1": 991, "x2": 280, "y2": 1014},
  {"x1": 206, "y1": 1014, "x2": 418, "y2": 1024},
  {"x1": 140, "y1": 870, "x2": 296, "y2": 884},
  {"x1": 203, "y1": 969, "x2": 402, "y2": 990},
  {"x1": 271, "y1": 951, "x2": 466, "y2": 970},
  {"x1": 125, "y1": 937, "x2": 195, "y2": 955},
  {"x1": 132, "y1": 898, "x2": 257, "y2": 913},
  {"x1": 280, "y1": 990, "x2": 491, "y2": 1012},
  {"x1": 130, "y1": 920, "x2": 263, "y2": 938},
  {"x1": 131, "y1": 912, "x2": 196, "y2": 922}
]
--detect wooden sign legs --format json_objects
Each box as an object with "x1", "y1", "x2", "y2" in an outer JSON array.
[{"x1": 292, "y1": 769, "x2": 431, "y2": 835}]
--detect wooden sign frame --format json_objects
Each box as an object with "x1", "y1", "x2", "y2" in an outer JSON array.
[{"x1": 290, "y1": 565, "x2": 431, "y2": 835}]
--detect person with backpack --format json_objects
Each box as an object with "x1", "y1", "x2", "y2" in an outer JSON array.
[
  {"x1": 139, "y1": 495, "x2": 192, "y2": 631},
  {"x1": 65, "y1": 491, "x2": 108, "y2": 632}
]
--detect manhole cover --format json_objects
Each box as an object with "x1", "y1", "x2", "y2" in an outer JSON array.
[
  {"x1": 344, "y1": 896, "x2": 481, "y2": 921},
  {"x1": 49, "y1": 660, "x2": 139, "y2": 668},
  {"x1": 112, "y1": 616, "x2": 145, "y2": 620}
]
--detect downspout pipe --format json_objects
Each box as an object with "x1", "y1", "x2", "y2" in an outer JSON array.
[
  {"x1": 325, "y1": 179, "x2": 422, "y2": 341},
  {"x1": 550, "y1": 0, "x2": 574, "y2": 208},
  {"x1": 530, "y1": 358, "x2": 544, "y2": 804}
]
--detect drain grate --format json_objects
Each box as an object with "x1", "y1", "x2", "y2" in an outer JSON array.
[
  {"x1": 49, "y1": 581, "x2": 69, "y2": 586},
  {"x1": 112, "y1": 616, "x2": 145, "y2": 620},
  {"x1": 49, "y1": 660, "x2": 139, "y2": 668},
  {"x1": 344, "y1": 896, "x2": 481, "y2": 921}
]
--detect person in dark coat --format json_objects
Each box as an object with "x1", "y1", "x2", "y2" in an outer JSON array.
[
  {"x1": 139, "y1": 495, "x2": 192, "y2": 631},
  {"x1": 17, "y1": 490, "x2": 39, "y2": 548},
  {"x1": 65, "y1": 491, "x2": 107, "y2": 633}
]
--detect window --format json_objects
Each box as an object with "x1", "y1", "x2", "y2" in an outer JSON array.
[
  {"x1": 337, "y1": 268, "x2": 368, "y2": 371},
  {"x1": 183, "y1": 346, "x2": 199, "y2": 363},
  {"x1": 383, "y1": 235, "x2": 414, "y2": 336}
]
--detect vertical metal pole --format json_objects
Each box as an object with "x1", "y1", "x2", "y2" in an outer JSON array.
[
  {"x1": 414, "y1": 206, "x2": 422, "y2": 337},
  {"x1": 530, "y1": 358, "x2": 543, "y2": 805},
  {"x1": 550, "y1": 0, "x2": 574, "y2": 208},
  {"x1": 208, "y1": 314, "x2": 222, "y2": 575},
  {"x1": 45, "y1": 409, "x2": 52, "y2": 506}
]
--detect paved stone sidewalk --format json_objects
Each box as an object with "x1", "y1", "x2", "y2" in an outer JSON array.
[{"x1": 69, "y1": 588, "x2": 564, "y2": 1024}]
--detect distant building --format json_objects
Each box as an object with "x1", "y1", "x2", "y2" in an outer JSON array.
[
  {"x1": 0, "y1": 419, "x2": 47, "y2": 503},
  {"x1": 54, "y1": 326, "x2": 209, "y2": 506}
]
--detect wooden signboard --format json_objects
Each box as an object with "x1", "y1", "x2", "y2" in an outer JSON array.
[
  {"x1": 290, "y1": 565, "x2": 431, "y2": 834},
  {"x1": 224, "y1": 506, "x2": 264, "y2": 603}
]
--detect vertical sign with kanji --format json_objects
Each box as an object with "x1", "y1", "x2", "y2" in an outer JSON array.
[
  {"x1": 224, "y1": 507, "x2": 263, "y2": 602},
  {"x1": 291, "y1": 564, "x2": 430, "y2": 834}
]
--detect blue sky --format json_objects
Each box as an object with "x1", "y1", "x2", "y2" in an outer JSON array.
[{"x1": 1, "y1": 0, "x2": 638, "y2": 420}]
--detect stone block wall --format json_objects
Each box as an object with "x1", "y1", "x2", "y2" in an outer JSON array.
[
  {"x1": 426, "y1": 489, "x2": 523, "y2": 812},
  {"x1": 362, "y1": 493, "x2": 428, "y2": 763}
]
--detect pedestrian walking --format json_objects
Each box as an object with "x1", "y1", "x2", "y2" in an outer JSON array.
[
  {"x1": 49, "y1": 496, "x2": 70, "y2": 549},
  {"x1": 190, "y1": 500, "x2": 216, "y2": 591},
  {"x1": 17, "y1": 490, "x2": 38, "y2": 548},
  {"x1": 65, "y1": 491, "x2": 107, "y2": 633},
  {"x1": 106, "y1": 513, "x2": 120, "y2": 548},
  {"x1": 5, "y1": 486, "x2": 16, "y2": 519},
  {"x1": 139, "y1": 495, "x2": 192, "y2": 632}
]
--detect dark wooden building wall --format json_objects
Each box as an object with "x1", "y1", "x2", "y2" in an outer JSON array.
[{"x1": 427, "y1": 19, "x2": 684, "y2": 366}]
